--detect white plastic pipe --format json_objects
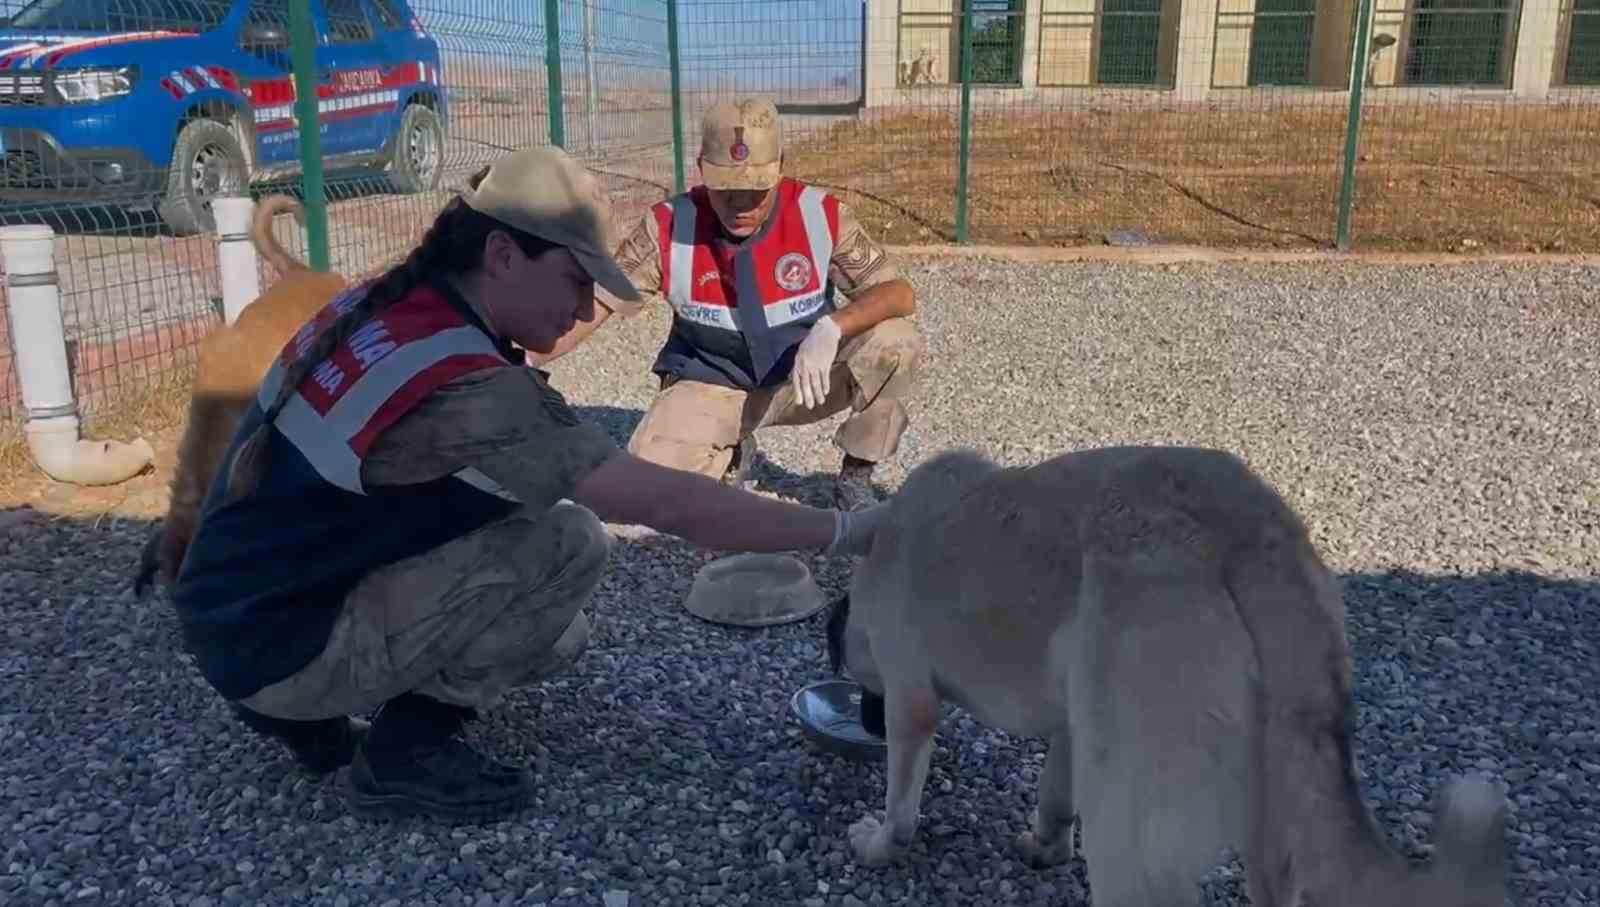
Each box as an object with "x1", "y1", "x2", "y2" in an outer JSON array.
[
  {"x1": 213, "y1": 195, "x2": 260, "y2": 324},
  {"x1": 1, "y1": 223, "x2": 155, "y2": 486}
]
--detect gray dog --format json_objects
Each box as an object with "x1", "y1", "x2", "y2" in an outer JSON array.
[{"x1": 825, "y1": 445, "x2": 1507, "y2": 907}]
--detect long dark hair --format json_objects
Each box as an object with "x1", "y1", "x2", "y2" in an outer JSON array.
[{"x1": 223, "y1": 165, "x2": 561, "y2": 502}]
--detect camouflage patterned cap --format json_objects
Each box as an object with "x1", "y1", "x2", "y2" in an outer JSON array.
[{"x1": 698, "y1": 97, "x2": 784, "y2": 191}]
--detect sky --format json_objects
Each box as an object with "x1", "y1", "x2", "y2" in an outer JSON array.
[
  {"x1": 0, "y1": 0, "x2": 868, "y2": 99},
  {"x1": 441, "y1": 0, "x2": 870, "y2": 98}
]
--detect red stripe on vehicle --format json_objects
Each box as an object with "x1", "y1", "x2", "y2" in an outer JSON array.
[{"x1": 206, "y1": 65, "x2": 239, "y2": 92}]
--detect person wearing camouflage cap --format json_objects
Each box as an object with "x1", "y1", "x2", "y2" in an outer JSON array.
[
  {"x1": 530, "y1": 97, "x2": 924, "y2": 511},
  {"x1": 169, "y1": 145, "x2": 889, "y2": 824}
]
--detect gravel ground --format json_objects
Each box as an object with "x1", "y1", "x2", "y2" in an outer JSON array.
[{"x1": 3, "y1": 256, "x2": 1598, "y2": 907}]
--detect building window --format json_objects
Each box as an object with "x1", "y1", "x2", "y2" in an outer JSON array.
[
  {"x1": 1401, "y1": 0, "x2": 1519, "y2": 85},
  {"x1": 1245, "y1": 0, "x2": 1319, "y2": 85},
  {"x1": 896, "y1": 0, "x2": 1025, "y2": 86},
  {"x1": 962, "y1": 0, "x2": 1028, "y2": 83},
  {"x1": 1038, "y1": 0, "x2": 1170, "y2": 86},
  {"x1": 1562, "y1": 0, "x2": 1600, "y2": 84}
]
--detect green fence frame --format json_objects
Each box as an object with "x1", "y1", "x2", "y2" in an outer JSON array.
[{"x1": 277, "y1": 0, "x2": 1588, "y2": 256}]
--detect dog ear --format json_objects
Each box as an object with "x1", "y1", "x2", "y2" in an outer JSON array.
[{"x1": 825, "y1": 593, "x2": 851, "y2": 676}]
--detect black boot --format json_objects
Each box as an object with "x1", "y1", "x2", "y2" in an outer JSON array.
[
  {"x1": 233, "y1": 704, "x2": 369, "y2": 776},
  {"x1": 346, "y1": 692, "x2": 533, "y2": 822},
  {"x1": 834, "y1": 454, "x2": 880, "y2": 511}
]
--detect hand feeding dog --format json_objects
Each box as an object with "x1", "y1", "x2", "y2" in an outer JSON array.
[
  {"x1": 132, "y1": 195, "x2": 350, "y2": 596},
  {"x1": 824, "y1": 445, "x2": 1507, "y2": 907}
]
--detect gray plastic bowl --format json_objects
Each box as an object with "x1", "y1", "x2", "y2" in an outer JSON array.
[{"x1": 789, "y1": 679, "x2": 887, "y2": 762}]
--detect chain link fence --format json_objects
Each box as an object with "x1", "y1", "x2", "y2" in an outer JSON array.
[{"x1": 0, "y1": 0, "x2": 1595, "y2": 433}]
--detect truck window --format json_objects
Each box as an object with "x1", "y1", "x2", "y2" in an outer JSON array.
[
  {"x1": 324, "y1": 0, "x2": 374, "y2": 43},
  {"x1": 239, "y1": 0, "x2": 291, "y2": 54},
  {"x1": 367, "y1": 0, "x2": 405, "y2": 31},
  {"x1": 7, "y1": 0, "x2": 231, "y2": 33}
]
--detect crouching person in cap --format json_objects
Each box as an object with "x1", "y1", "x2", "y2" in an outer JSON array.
[
  {"x1": 170, "y1": 146, "x2": 886, "y2": 822},
  {"x1": 529, "y1": 97, "x2": 925, "y2": 511}
]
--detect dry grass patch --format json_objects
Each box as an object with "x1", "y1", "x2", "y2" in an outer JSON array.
[
  {"x1": 785, "y1": 102, "x2": 1600, "y2": 252},
  {"x1": 0, "y1": 363, "x2": 193, "y2": 506}
]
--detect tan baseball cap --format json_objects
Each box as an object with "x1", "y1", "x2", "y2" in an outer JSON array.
[
  {"x1": 459, "y1": 145, "x2": 641, "y2": 303},
  {"x1": 699, "y1": 97, "x2": 784, "y2": 191}
]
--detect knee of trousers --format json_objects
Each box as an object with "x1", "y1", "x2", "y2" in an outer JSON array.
[
  {"x1": 852, "y1": 318, "x2": 927, "y2": 387},
  {"x1": 541, "y1": 501, "x2": 611, "y2": 596}
]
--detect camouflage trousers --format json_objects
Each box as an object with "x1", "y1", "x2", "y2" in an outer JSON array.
[
  {"x1": 239, "y1": 501, "x2": 610, "y2": 721},
  {"x1": 626, "y1": 315, "x2": 925, "y2": 479}
]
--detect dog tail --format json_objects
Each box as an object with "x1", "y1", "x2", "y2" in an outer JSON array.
[
  {"x1": 251, "y1": 194, "x2": 312, "y2": 277},
  {"x1": 131, "y1": 523, "x2": 162, "y2": 597}
]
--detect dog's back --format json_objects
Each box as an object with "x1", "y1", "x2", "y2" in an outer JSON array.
[
  {"x1": 133, "y1": 196, "x2": 348, "y2": 595},
  {"x1": 843, "y1": 445, "x2": 1506, "y2": 906}
]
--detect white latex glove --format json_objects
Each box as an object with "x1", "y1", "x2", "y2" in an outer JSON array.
[
  {"x1": 791, "y1": 314, "x2": 842, "y2": 410},
  {"x1": 826, "y1": 501, "x2": 889, "y2": 557}
]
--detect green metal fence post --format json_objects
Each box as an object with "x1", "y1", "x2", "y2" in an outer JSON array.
[
  {"x1": 666, "y1": 0, "x2": 686, "y2": 193},
  {"x1": 1335, "y1": 0, "x2": 1376, "y2": 251},
  {"x1": 288, "y1": 0, "x2": 329, "y2": 271},
  {"x1": 546, "y1": 0, "x2": 566, "y2": 148},
  {"x1": 955, "y1": 0, "x2": 975, "y2": 244}
]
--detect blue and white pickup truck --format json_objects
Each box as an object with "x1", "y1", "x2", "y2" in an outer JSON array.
[{"x1": 0, "y1": 0, "x2": 449, "y2": 235}]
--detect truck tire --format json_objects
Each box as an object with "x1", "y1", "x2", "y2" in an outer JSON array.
[
  {"x1": 387, "y1": 102, "x2": 444, "y2": 194},
  {"x1": 157, "y1": 117, "x2": 250, "y2": 237}
]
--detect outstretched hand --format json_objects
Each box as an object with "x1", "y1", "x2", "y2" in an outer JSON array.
[
  {"x1": 826, "y1": 501, "x2": 890, "y2": 557},
  {"x1": 792, "y1": 315, "x2": 842, "y2": 409}
]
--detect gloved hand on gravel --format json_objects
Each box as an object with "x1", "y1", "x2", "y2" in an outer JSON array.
[
  {"x1": 791, "y1": 315, "x2": 842, "y2": 410},
  {"x1": 826, "y1": 501, "x2": 890, "y2": 557}
]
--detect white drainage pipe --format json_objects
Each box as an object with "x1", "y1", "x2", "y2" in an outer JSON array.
[
  {"x1": 1, "y1": 223, "x2": 155, "y2": 486},
  {"x1": 213, "y1": 195, "x2": 260, "y2": 324}
]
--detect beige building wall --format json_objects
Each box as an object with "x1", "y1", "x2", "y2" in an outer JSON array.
[
  {"x1": 1362, "y1": 0, "x2": 1409, "y2": 86},
  {"x1": 1037, "y1": 0, "x2": 1099, "y2": 87},
  {"x1": 1209, "y1": 0, "x2": 1255, "y2": 87},
  {"x1": 1511, "y1": 0, "x2": 1566, "y2": 95},
  {"x1": 1308, "y1": 0, "x2": 1358, "y2": 86},
  {"x1": 1167, "y1": 0, "x2": 1221, "y2": 96},
  {"x1": 862, "y1": 0, "x2": 1592, "y2": 103}
]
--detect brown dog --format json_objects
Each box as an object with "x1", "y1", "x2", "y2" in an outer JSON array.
[{"x1": 133, "y1": 195, "x2": 350, "y2": 596}]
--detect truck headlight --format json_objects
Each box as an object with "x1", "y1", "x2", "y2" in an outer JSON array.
[{"x1": 50, "y1": 66, "x2": 138, "y2": 104}]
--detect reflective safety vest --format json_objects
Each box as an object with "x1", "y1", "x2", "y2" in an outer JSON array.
[
  {"x1": 649, "y1": 177, "x2": 841, "y2": 390},
  {"x1": 172, "y1": 278, "x2": 526, "y2": 702}
]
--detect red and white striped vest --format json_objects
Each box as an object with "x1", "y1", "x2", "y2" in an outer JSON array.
[{"x1": 646, "y1": 178, "x2": 842, "y2": 389}]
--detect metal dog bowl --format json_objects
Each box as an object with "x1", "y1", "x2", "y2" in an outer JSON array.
[
  {"x1": 790, "y1": 679, "x2": 887, "y2": 762},
  {"x1": 683, "y1": 553, "x2": 827, "y2": 628}
]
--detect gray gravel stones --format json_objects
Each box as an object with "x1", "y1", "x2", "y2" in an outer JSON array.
[{"x1": 3, "y1": 256, "x2": 1597, "y2": 906}]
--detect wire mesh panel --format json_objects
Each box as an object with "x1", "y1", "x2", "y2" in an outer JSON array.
[
  {"x1": 0, "y1": 0, "x2": 675, "y2": 432},
  {"x1": 1345, "y1": 0, "x2": 1600, "y2": 250},
  {"x1": 0, "y1": 0, "x2": 238, "y2": 430},
  {"x1": 0, "y1": 0, "x2": 1596, "y2": 434},
  {"x1": 273, "y1": 0, "x2": 678, "y2": 287}
]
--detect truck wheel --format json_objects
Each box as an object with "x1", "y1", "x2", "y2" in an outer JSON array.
[
  {"x1": 157, "y1": 118, "x2": 249, "y2": 237},
  {"x1": 388, "y1": 103, "x2": 444, "y2": 194}
]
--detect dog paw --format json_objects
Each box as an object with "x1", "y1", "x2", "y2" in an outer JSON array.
[
  {"x1": 1016, "y1": 828, "x2": 1075, "y2": 868},
  {"x1": 848, "y1": 814, "x2": 903, "y2": 867}
]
